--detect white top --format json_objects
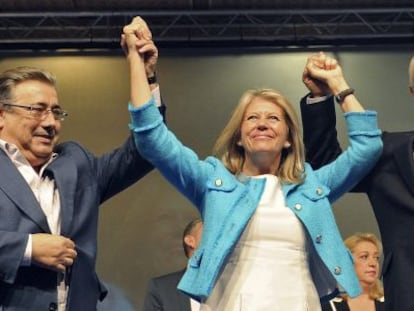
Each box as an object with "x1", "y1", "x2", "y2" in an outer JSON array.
[
  {"x1": 191, "y1": 298, "x2": 201, "y2": 311},
  {"x1": 200, "y1": 174, "x2": 321, "y2": 311}
]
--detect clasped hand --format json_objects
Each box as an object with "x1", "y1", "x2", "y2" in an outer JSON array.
[
  {"x1": 302, "y1": 52, "x2": 348, "y2": 96},
  {"x1": 121, "y1": 16, "x2": 158, "y2": 77},
  {"x1": 32, "y1": 233, "x2": 77, "y2": 272}
]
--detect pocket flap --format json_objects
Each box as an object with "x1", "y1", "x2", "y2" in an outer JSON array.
[
  {"x1": 301, "y1": 185, "x2": 330, "y2": 201},
  {"x1": 188, "y1": 248, "x2": 204, "y2": 268}
]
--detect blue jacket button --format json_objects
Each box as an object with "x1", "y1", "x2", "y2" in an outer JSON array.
[
  {"x1": 315, "y1": 234, "x2": 322, "y2": 244},
  {"x1": 334, "y1": 266, "x2": 342, "y2": 275}
]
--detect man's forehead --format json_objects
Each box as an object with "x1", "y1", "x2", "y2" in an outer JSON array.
[{"x1": 12, "y1": 80, "x2": 59, "y2": 103}]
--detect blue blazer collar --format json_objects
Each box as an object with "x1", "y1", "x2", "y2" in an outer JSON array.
[
  {"x1": 0, "y1": 149, "x2": 78, "y2": 236},
  {"x1": 0, "y1": 150, "x2": 50, "y2": 233}
]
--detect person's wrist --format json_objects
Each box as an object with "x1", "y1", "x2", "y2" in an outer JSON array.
[
  {"x1": 334, "y1": 88, "x2": 355, "y2": 104},
  {"x1": 327, "y1": 77, "x2": 349, "y2": 94},
  {"x1": 147, "y1": 73, "x2": 157, "y2": 85},
  {"x1": 309, "y1": 91, "x2": 325, "y2": 98}
]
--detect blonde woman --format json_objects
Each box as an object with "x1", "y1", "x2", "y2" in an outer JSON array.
[
  {"x1": 322, "y1": 233, "x2": 385, "y2": 311},
  {"x1": 123, "y1": 17, "x2": 383, "y2": 311}
]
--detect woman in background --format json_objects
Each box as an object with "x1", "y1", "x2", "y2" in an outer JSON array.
[{"x1": 322, "y1": 233, "x2": 385, "y2": 311}]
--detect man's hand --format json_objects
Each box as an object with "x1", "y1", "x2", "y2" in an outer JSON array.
[
  {"x1": 306, "y1": 52, "x2": 349, "y2": 95},
  {"x1": 302, "y1": 52, "x2": 331, "y2": 97},
  {"x1": 32, "y1": 233, "x2": 77, "y2": 272},
  {"x1": 120, "y1": 16, "x2": 158, "y2": 78},
  {"x1": 141, "y1": 40, "x2": 158, "y2": 79}
]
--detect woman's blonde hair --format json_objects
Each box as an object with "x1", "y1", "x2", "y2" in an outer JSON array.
[
  {"x1": 345, "y1": 232, "x2": 384, "y2": 300},
  {"x1": 213, "y1": 89, "x2": 305, "y2": 184}
]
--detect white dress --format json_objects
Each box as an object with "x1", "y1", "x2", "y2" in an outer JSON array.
[{"x1": 200, "y1": 175, "x2": 321, "y2": 311}]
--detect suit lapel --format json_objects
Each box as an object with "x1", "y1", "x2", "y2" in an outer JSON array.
[
  {"x1": 180, "y1": 296, "x2": 192, "y2": 311},
  {"x1": 393, "y1": 134, "x2": 414, "y2": 196},
  {"x1": 47, "y1": 155, "x2": 77, "y2": 237},
  {"x1": 175, "y1": 270, "x2": 192, "y2": 311},
  {"x1": 0, "y1": 150, "x2": 50, "y2": 232}
]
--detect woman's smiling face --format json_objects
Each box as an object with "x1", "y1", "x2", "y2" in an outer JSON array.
[{"x1": 239, "y1": 97, "x2": 291, "y2": 163}]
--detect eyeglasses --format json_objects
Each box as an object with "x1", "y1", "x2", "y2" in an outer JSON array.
[{"x1": 1, "y1": 103, "x2": 68, "y2": 121}]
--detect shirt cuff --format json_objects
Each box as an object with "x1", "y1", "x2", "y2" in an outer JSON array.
[
  {"x1": 151, "y1": 85, "x2": 161, "y2": 107},
  {"x1": 22, "y1": 234, "x2": 32, "y2": 266},
  {"x1": 306, "y1": 94, "x2": 332, "y2": 105}
]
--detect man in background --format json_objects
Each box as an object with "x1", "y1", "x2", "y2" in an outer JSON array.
[
  {"x1": 142, "y1": 218, "x2": 203, "y2": 311},
  {"x1": 300, "y1": 53, "x2": 414, "y2": 311}
]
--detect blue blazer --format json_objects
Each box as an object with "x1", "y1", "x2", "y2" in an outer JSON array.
[
  {"x1": 129, "y1": 98, "x2": 382, "y2": 302},
  {"x1": 0, "y1": 136, "x2": 153, "y2": 310}
]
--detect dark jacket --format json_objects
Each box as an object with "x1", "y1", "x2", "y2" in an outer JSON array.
[{"x1": 142, "y1": 269, "x2": 191, "y2": 311}]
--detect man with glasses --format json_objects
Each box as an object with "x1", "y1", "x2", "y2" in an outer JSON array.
[
  {"x1": 1, "y1": 102, "x2": 68, "y2": 120},
  {"x1": 0, "y1": 42, "x2": 162, "y2": 311}
]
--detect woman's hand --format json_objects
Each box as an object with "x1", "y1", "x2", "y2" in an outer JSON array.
[
  {"x1": 121, "y1": 16, "x2": 151, "y2": 58},
  {"x1": 123, "y1": 17, "x2": 153, "y2": 107}
]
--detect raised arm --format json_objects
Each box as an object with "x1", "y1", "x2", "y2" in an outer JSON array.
[
  {"x1": 123, "y1": 16, "x2": 213, "y2": 211},
  {"x1": 122, "y1": 16, "x2": 153, "y2": 108},
  {"x1": 305, "y1": 52, "x2": 364, "y2": 113},
  {"x1": 301, "y1": 52, "x2": 381, "y2": 194},
  {"x1": 300, "y1": 94, "x2": 341, "y2": 169},
  {"x1": 300, "y1": 53, "x2": 344, "y2": 169}
]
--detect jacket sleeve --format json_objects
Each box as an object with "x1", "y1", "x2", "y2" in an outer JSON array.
[
  {"x1": 313, "y1": 111, "x2": 382, "y2": 202},
  {"x1": 128, "y1": 98, "x2": 213, "y2": 211},
  {"x1": 300, "y1": 94, "x2": 342, "y2": 169},
  {"x1": 93, "y1": 105, "x2": 166, "y2": 203}
]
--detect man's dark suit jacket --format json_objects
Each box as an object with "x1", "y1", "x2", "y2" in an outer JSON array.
[
  {"x1": 0, "y1": 135, "x2": 154, "y2": 311},
  {"x1": 300, "y1": 96, "x2": 414, "y2": 311},
  {"x1": 142, "y1": 269, "x2": 191, "y2": 311}
]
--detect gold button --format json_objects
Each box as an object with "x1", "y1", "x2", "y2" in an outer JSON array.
[{"x1": 316, "y1": 187, "x2": 323, "y2": 195}]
